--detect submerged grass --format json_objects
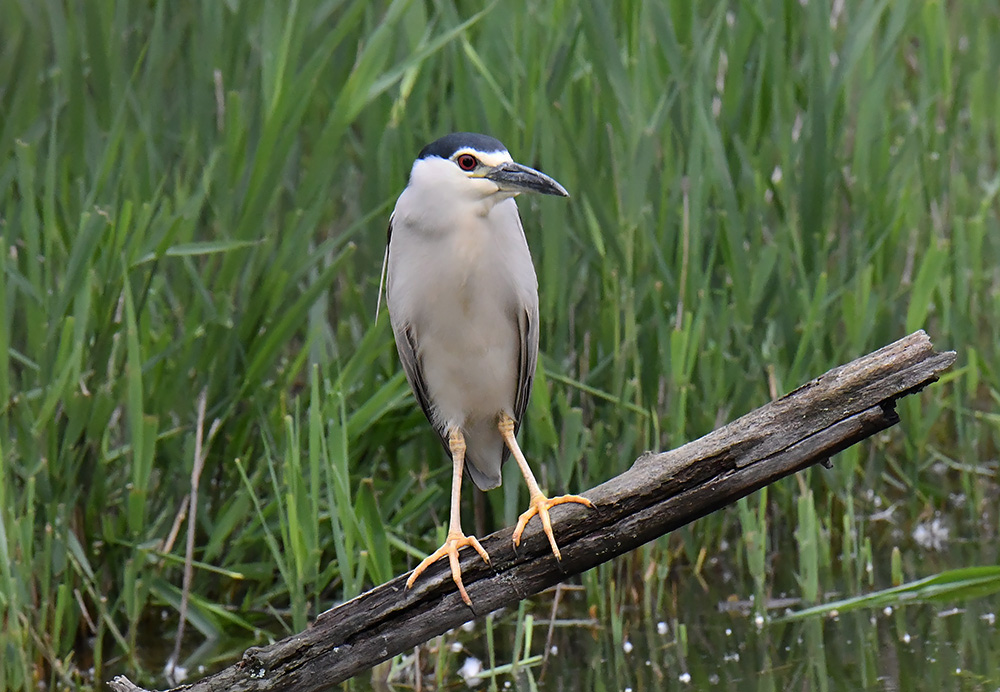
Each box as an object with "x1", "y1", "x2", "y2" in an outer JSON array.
[
  {"x1": 1, "y1": 0, "x2": 998, "y2": 688},
  {"x1": 782, "y1": 565, "x2": 1000, "y2": 621}
]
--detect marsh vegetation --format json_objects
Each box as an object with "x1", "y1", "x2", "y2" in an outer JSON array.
[{"x1": 1, "y1": 1, "x2": 998, "y2": 689}]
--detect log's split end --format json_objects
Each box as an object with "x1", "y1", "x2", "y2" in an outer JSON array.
[{"x1": 109, "y1": 330, "x2": 956, "y2": 692}]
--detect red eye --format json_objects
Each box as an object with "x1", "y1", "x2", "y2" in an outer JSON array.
[{"x1": 456, "y1": 154, "x2": 477, "y2": 171}]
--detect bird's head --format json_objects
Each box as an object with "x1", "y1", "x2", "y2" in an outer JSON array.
[{"x1": 408, "y1": 132, "x2": 569, "y2": 205}]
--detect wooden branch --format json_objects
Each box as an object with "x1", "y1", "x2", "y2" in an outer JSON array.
[{"x1": 110, "y1": 330, "x2": 955, "y2": 692}]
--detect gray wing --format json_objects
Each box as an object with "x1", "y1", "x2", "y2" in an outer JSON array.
[
  {"x1": 385, "y1": 215, "x2": 451, "y2": 454},
  {"x1": 505, "y1": 291, "x2": 539, "y2": 465},
  {"x1": 375, "y1": 217, "x2": 392, "y2": 322},
  {"x1": 395, "y1": 323, "x2": 451, "y2": 452},
  {"x1": 505, "y1": 203, "x2": 541, "y2": 463}
]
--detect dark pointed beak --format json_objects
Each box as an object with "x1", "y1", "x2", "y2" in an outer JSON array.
[{"x1": 484, "y1": 161, "x2": 569, "y2": 197}]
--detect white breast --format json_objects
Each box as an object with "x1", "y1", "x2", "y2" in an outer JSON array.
[{"x1": 387, "y1": 194, "x2": 537, "y2": 431}]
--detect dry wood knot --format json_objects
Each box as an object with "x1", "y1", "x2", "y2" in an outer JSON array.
[{"x1": 239, "y1": 647, "x2": 268, "y2": 679}]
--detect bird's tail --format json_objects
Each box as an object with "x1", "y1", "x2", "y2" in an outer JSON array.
[{"x1": 462, "y1": 418, "x2": 504, "y2": 491}]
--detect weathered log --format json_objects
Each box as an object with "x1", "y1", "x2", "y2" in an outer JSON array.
[{"x1": 109, "y1": 330, "x2": 956, "y2": 692}]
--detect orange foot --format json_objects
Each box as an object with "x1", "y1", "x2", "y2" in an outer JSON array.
[
  {"x1": 512, "y1": 493, "x2": 594, "y2": 560},
  {"x1": 406, "y1": 531, "x2": 490, "y2": 606}
]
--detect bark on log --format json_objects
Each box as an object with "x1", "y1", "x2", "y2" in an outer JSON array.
[{"x1": 109, "y1": 330, "x2": 956, "y2": 692}]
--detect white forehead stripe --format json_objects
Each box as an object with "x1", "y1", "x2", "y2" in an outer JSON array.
[{"x1": 452, "y1": 148, "x2": 512, "y2": 167}]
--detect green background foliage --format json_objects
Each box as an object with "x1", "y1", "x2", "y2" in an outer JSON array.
[{"x1": 1, "y1": 0, "x2": 997, "y2": 688}]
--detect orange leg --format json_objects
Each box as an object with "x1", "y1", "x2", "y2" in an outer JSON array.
[
  {"x1": 405, "y1": 427, "x2": 490, "y2": 605},
  {"x1": 498, "y1": 413, "x2": 593, "y2": 560}
]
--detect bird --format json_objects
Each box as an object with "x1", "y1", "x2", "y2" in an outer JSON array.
[{"x1": 378, "y1": 132, "x2": 593, "y2": 606}]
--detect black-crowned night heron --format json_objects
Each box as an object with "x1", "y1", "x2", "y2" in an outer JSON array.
[{"x1": 379, "y1": 132, "x2": 593, "y2": 605}]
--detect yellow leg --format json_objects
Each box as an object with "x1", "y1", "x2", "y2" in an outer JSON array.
[
  {"x1": 498, "y1": 413, "x2": 594, "y2": 560},
  {"x1": 405, "y1": 427, "x2": 490, "y2": 606}
]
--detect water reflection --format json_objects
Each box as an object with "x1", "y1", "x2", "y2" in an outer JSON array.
[
  {"x1": 129, "y1": 574, "x2": 999, "y2": 690},
  {"x1": 473, "y1": 599, "x2": 999, "y2": 691},
  {"x1": 363, "y1": 579, "x2": 999, "y2": 691}
]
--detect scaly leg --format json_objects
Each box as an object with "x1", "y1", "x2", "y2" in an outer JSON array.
[
  {"x1": 405, "y1": 427, "x2": 490, "y2": 605},
  {"x1": 498, "y1": 413, "x2": 594, "y2": 559}
]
